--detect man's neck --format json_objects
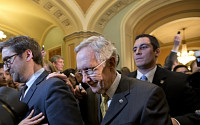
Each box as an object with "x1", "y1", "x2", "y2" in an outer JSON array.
[
  {"x1": 137, "y1": 65, "x2": 156, "y2": 74},
  {"x1": 34, "y1": 64, "x2": 43, "y2": 73}
]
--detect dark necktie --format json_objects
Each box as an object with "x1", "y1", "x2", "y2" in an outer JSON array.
[
  {"x1": 100, "y1": 94, "x2": 109, "y2": 118},
  {"x1": 140, "y1": 75, "x2": 148, "y2": 81},
  {"x1": 21, "y1": 84, "x2": 28, "y2": 101}
]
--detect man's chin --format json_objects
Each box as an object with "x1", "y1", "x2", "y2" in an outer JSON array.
[{"x1": 90, "y1": 86, "x2": 102, "y2": 94}]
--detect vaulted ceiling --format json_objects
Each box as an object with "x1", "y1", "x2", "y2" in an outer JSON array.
[{"x1": 0, "y1": 0, "x2": 200, "y2": 48}]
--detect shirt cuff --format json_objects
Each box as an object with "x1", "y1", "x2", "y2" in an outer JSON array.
[
  {"x1": 173, "y1": 118, "x2": 181, "y2": 125},
  {"x1": 171, "y1": 50, "x2": 178, "y2": 53}
]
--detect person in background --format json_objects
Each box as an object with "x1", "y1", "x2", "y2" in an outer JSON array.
[
  {"x1": 173, "y1": 64, "x2": 191, "y2": 74},
  {"x1": 164, "y1": 32, "x2": 181, "y2": 71},
  {"x1": 120, "y1": 66, "x2": 130, "y2": 75},
  {"x1": 0, "y1": 63, "x2": 11, "y2": 87},
  {"x1": 50, "y1": 55, "x2": 64, "y2": 73},
  {"x1": 43, "y1": 60, "x2": 57, "y2": 73},
  {"x1": 190, "y1": 59, "x2": 200, "y2": 73},
  {"x1": 0, "y1": 63, "x2": 19, "y2": 89},
  {"x1": 128, "y1": 34, "x2": 200, "y2": 125},
  {"x1": 75, "y1": 36, "x2": 171, "y2": 125},
  {"x1": 0, "y1": 36, "x2": 83, "y2": 124},
  {"x1": 62, "y1": 68, "x2": 77, "y2": 88}
]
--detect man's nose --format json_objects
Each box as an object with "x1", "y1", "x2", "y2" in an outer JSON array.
[
  {"x1": 82, "y1": 73, "x2": 90, "y2": 83},
  {"x1": 135, "y1": 48, "x2": 141, "y2": 54},
  {"x1": 2, "y1": 74, "x2": 6, "y2": 79}
]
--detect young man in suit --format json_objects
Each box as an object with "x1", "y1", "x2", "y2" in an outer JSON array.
[
  {"x1": 0, "y1": 36, "x2": 83, "y2": 124},
  {"x1": 75, "y1": 36, "x2": 171, "y2": 125},
  {"x1": 128, "y1": 34, "x2": 200, "y2": 125}
]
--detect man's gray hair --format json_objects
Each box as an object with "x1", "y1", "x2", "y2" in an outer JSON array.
[
  {"x1": 74, "y1": 36, "x2": 118, "y2": 63},
  {"x1": 50, "y1": 55, "x2": 63, "y2": 63}
]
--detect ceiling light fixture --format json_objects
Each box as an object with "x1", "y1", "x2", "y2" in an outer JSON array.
[
  {"x1": 177, "y1": 28, "x2": 196, "y2": 65},
  {"x1": 0, "y1": 30, "x2": 7, "y2": 40}
]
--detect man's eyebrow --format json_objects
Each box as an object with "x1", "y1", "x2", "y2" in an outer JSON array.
[{"x1": 134, "y1": 43, "x2": 148, "y2": 47}]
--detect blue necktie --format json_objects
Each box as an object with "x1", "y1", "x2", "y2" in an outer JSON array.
[{"x1": 140, "y1": 75, "x2": 148, "y2": 81}]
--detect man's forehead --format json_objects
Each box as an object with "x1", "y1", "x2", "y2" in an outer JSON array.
[
  {"x1": 134, "y1": 37, "x2": 151, "y2": 46},
  {"x1": 57, "y1": 58, "x2": 64, "y2": 62},
  {"x1": 77, "y1": 47, "x2": 95, "y2": 58},
  {"x1": 76, "y1": 48, "x2": 97, "y2": 68},
  {"x1": 2, "y1": 47, "x2": 15, "y2": 58}
]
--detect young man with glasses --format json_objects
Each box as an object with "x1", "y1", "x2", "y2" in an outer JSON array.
[
  {"x1": 74, "y1": 36, "x2": 171, "y2": 125},
  {"x1": 0, "y1": 36, "x2": 83, "y2": 124}
]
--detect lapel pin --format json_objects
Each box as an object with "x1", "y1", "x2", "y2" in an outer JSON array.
[
  {"x1": 160, "y1": 80, "x2": 164, "y2": 84},
  {"x1": 119, "y1": 99, "x2": 123, "y2": 103}
]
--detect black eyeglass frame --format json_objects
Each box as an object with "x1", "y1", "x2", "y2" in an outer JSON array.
[{"x1": 3, "y1": 54, "x2": 18, "y2": 69}]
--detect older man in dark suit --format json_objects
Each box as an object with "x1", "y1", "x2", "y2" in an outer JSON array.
[
  {"x1": 128, "y1": 34, "x2": 200, "y2": 125},
  {"x1": 75, "y1": 36, "x2": 171, "y2": 125},
  {"x1": 0, "y1": 36, "x2": 83, "y2": 124}
]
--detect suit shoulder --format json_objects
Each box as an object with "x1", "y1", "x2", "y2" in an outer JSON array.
[
  {"x1": 41, "y1": 77, "x2": 67, "y2": 89},
  {"x1": 121, "y1": 75, "x2": 159, "y2": 90},
  {"x1": 127, "y1": 71, "x2": 136, "y2": 77}
]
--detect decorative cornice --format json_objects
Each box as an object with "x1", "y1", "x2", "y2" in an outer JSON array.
[
  {"x1": 64, "y1": 31, "x2": 101, "y2": 42},
  {"x1": 96, "y1": 0, "x2": 135, "y2": 29},
  {"x1": 32, "y1": 0, "x2": 72, "y2": 29}
]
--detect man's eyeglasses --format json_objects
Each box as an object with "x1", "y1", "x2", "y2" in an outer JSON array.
[
  {"x1": 78, "y1": 60, "x2": 107, "y2": 75},
  {"x1": 3, "y1": 54, "x2": 18, "y2": 69}
]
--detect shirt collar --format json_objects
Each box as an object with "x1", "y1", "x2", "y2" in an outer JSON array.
[
  {"x1": 26, "y1": 68, "x2": 45, "y2": 89},
  {"x1": 104, "y1": 71, "x2": 121, "y2": 99},
  {"x1": 136, "y1": 65, "x2": 157, "y2": 83}
]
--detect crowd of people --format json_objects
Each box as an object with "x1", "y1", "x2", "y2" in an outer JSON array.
[{"x1": 0, "y1": 34, "x2": 199, "y2": 125}]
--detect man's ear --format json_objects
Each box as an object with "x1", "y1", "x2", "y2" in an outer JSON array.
[
  {"x1": 108, "y1": 56, "x2": 116, "y2": 68},
  {"x1": 26, "y1": 49, "x2": 33, "y2": 62},
  {"x1": 155, "y1": 48, "x2": 160, "y2": 57}
]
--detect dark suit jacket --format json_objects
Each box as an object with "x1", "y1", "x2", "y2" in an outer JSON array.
[
  {"x1": 80, "y1": 75, "x2": 171, "y2": 125},
  {"x1": 164, "y1": 51, "x2": 177, "y2": 71},
  {"x1": 128, "y1": 66, "x2": 200, "y2": 125},
  {"x1": 22, "y1": 70, "x2": 83, "y2": 125}
]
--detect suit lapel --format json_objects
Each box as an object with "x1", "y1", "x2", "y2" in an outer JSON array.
[
  {"x1": 97, "y1": 94, "x2": 102, "y2": 123},
  {"x1": 130, "y1": 67, "x2": 167, "y2": 87},
  {"x1": 101, "y1": 76, "x2": 129, "y2": 125},
  {"x1": 152, "y1": 67, "x2": 167, "y2": 87},
  {"x1": 23, "y1": 70, "x2": 48, "y2": 103}
]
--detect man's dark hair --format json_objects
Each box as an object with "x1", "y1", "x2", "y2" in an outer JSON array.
[
  {"x1": 173, "y1": 65, "x2": 189, "y2": 72},
  {"x1": 0, "y1": 36, "x2": 43, "y2": 66},
  {"x1": 62, "y1": 68, "x2": 75, "y2": 77},
  {"x1": 135, "y1": 34, "x2": 160, "y2": 51},
  {"x1": 0, "y1": 63, "x2": 3, "y2": 69}
]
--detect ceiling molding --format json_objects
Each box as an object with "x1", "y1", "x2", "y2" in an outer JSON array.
[
  {"x1": 63, "y1": 31, "x2": 101, "y2": 42},
  {"x1": 88, "y1": 0, "x2": 135, "y2": 33}
]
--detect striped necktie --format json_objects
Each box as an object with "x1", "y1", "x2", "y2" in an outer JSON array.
[
  {"x1": 21, "y1": 84, "x2": 28, "y2": 101},
  {"x1": 100, "y1": 94, "x2": 109, "y2": 118}
]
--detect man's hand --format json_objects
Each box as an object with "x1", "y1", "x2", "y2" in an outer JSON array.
[
  {"x1": 18, "y1": 110, "x2": 45, "y2": 125},
  {"x1": 46, "y1": 73, "x2": 74, "y2": 92},
  {"x1": 74, "y1": 85, "x2": 87, "y2": 100},
  {"x1": 171, "y1": 118, "x2": 180, "y2": 125},
  {"x1": 173, "y1": 33, "x2": 182, "y2": 51}
]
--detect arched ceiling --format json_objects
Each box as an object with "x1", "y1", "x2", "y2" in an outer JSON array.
[
  {"x1": 129, "y1": 0, "x2": 200, "y2": 47},
  {"x1": 0, "y1": 0, "x2": 135, "y2": 44},
  {"x1": 0, "y1": 0, "x2": 199, "y2": 49}
]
